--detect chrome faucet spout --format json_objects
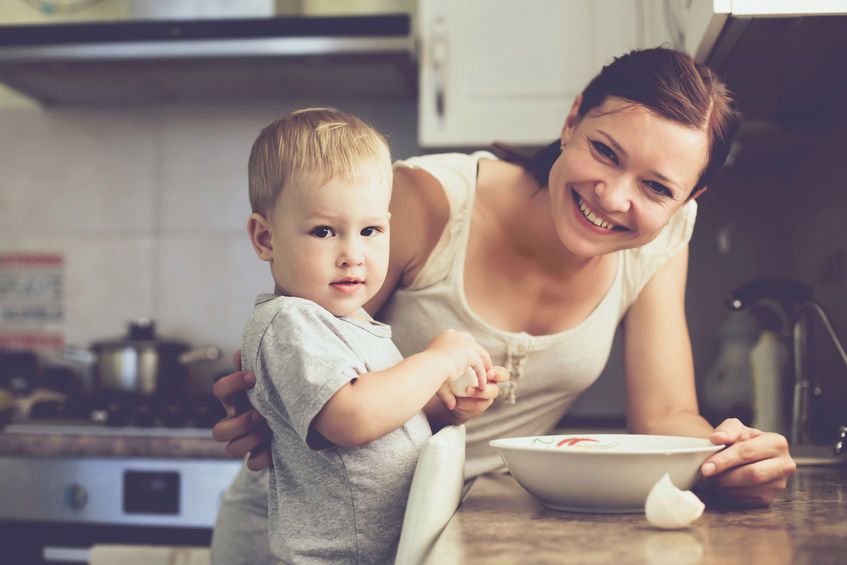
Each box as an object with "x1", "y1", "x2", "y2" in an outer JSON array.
[
  {"x1": 798, "y1": 302, "x2": 847, "y2": 370},
  {"x1": 835, "y1": 425, "x2": 846, "y2": 456},
  {"x1": 792, "y1": 301, "x2": 847, "y2": 448},
  {"x1": 725, "y1": 278, "x2": 846, "y2": 452}
]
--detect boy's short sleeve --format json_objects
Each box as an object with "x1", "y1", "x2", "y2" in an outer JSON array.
[{"x1": 245, "y1": 302, "x2": 365, "y2": 448}]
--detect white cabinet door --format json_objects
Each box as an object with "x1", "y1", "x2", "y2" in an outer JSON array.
[
  {"x1": 417, "y1": 0, "x2": 640, "y2": 147},
  {"x1": 659, "y1": 0, "x2": 728, "y2": 60}
]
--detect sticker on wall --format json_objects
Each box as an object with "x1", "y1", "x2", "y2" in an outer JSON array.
[{"x1": 0, "y1": 253, "x2": 64, "y2": 350}]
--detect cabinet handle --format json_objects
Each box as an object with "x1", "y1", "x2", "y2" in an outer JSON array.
[{"x1": 431, "y1": 16, "x2": 447, "y2": 121}]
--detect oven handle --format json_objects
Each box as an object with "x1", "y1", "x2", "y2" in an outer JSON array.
[{"x1": 43, "y1": 547, "x2": 90, "y2": 563}]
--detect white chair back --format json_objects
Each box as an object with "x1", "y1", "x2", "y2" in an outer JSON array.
[{"x1": 394, "y1": 424, "x2": 466, "y2": 565}]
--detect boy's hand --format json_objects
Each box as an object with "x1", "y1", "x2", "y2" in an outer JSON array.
[
  {"x1": 436, "y1": 366, "x2": 510, "y2": 423},
  {"x1": 426, "y1": 329, "x2": 492, "y2": 387}
]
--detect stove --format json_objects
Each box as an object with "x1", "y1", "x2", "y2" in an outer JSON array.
[{"x1": 0, "y1": 393, "x2": 242, "y2": 563}]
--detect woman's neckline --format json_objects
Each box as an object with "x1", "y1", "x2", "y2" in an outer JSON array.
[{"x1": 456, "y1": 157, "x2": 622, "y2": 343}]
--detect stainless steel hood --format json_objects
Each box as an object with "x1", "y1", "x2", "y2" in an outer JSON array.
[{"x1": 0, "y1": 15, "x2": 415, "y2": 105}]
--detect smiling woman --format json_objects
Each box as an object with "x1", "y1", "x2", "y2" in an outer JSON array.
[
  {"x1": 210, "y1": 48, "x2": 797, "y2": 564},
  {"x1": 547, "y1": 97, "x2": 710, "y2": 258}
]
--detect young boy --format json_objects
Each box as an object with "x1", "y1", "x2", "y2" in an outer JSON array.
[{"x1": 243, "y1": 108, "x2": 500, "y2": 563}]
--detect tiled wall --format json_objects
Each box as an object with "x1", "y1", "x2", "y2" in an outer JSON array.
[
  {"x1": 3, "y1": 100, "x2": 842, "y2": 420},
  {"x1": 783, "y1": 113, "x2": 847, "y2": 436},
  {"x1": 683, "y1": 116, "x2": 847, "y2": 431},
  {"x1": 0, "y1": 101, "x2": 421, "y2": 387}
]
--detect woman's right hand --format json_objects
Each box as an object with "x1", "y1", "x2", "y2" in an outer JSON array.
[{"x1": 211, "y1": 351, "x2": 272, "y2": 471}]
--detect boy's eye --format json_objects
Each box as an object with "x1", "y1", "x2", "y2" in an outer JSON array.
[
  {"x1": 360, "y1": 226, "x2": 382, "y2": 237},
  {"x1": 590, "y1": 140, "x2": 619, "y2": 165},
  {"x1": 310, "y1": 226, "x2": 335, "y2": 238}
]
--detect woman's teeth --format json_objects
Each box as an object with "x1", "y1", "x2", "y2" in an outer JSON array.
[{"x1": 577, "y1": 196, "x2": 616, "y2": 230}]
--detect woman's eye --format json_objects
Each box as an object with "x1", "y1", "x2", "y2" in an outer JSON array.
[
  {"x1": 590, "y1": 140, "x2": 619, "y2": 165},
  {"x1": 310, "y1": 226, "x2": 335, "y2": 238},
  {"x1": 644, "y1": 181, "x2": 673, "y2": 198}
]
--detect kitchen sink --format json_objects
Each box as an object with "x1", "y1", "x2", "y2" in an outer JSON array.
[{"x1": 790, "y1": 444, "x2": 847, "y2": 466}]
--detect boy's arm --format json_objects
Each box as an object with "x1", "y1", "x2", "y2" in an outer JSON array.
[
  {"x1": 313, "y1": 330, "x2": 493, "y2": 447},
  {"x1": 312, "y1": 350, "x2": 453, "y2": 447}
]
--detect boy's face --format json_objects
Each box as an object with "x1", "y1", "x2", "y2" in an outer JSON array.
[{"x1": 265, "y1": 175, "x2": 392, "y2": 317}]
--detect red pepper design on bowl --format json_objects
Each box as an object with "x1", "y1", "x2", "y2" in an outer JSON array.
[{"x1": 556, "y1": 437, "x2": 600, "y2": 448}]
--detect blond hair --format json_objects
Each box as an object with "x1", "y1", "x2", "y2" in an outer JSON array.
[{"x1": 248, "y1": 107, "x2": 393, "y2": 215}]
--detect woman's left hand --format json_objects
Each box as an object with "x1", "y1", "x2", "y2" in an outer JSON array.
[
  {"x1": 699, "y1": 418, "x2": 796, "y2": 507},
  {"x1": 435, "y1": 366, "x2": 510, "y2": 423}
]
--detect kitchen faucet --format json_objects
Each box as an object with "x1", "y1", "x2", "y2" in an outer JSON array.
[{"x1": 727, "y1": 278, "x2": 847, "y2": 455}]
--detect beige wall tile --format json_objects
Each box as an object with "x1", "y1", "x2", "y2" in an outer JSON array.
[
  {"x1": 156, "y1": 234, "x2": 269, "y2": 359},
  {"x1": 0, "y1": 108, "x2": 157, "y2": 234}
]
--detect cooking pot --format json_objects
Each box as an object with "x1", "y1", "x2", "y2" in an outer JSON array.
[{"x1": 64, "y1": 319, "x2": 220, "y2": 397}]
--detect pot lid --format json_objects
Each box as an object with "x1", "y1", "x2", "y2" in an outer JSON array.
[{"x1": 91, "y1": 319, "x2": 189, "y2": 349}]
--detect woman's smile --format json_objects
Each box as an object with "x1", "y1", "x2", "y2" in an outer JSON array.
[{"x1": 570, "y1": 188, "x2": 630, "y2": 233}]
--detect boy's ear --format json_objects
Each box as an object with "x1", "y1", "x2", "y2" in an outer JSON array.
[{"x1": 247, "y1": 213, "x2": 274, "y2": 262}]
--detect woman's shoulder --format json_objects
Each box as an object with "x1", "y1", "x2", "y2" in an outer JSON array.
[
  {"x1": 629, "y1": 200, "x2": 697, "y2": 259},
  {"x1": 387, "y1": 152, "x2": 494, "y2": 287},
  {"x1": 388, "y1": 163, "x2": 451, "y2": 284},
  {"x1": 394, "y1": 151, "x2": 496, "y2": 210},
  {"x1": 619, "y1": 200, "x2": 697, "y2": 304}
]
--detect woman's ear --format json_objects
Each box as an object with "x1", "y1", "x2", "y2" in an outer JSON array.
[
  {"x1": 691, "y1": 186, "x2": 708, "y2": 201},
  {"x1": 247, "y1": 213, "x2": 274, "y2": 262},
  {"x1": 560, "y1": 94, "x2": 583, "y2": 145}
]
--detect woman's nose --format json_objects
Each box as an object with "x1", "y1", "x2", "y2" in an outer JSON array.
[{"x1": 594, "y1": 175, "x2": 633, "y2": 214}]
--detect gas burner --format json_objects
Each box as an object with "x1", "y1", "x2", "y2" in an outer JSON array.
[{"x1": 13, "y1": 393, "x2": 227, "y2": 432}]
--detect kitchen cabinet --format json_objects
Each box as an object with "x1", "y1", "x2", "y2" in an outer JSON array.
[
  {"x1": 659, "y1": 0, "x2": 729, "y2": 59},
  {"x1": 417, "y1": 0, "x2": 644, "y2": 146}
]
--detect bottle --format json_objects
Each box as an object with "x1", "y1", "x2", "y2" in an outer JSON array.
[{"x1": 750, "y1": 330, "x2": 789, "y2": 435}]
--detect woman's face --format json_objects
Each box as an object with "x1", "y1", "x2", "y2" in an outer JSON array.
[{"x1": 547, "y1": 96, "x2": 709, "y2": 258}]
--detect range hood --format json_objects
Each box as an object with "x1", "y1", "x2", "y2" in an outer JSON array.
[
  {"x1": 695, "y1": 8, "x2": 847, "y2": 128},
  {"x1": 0, "y1": 15, "x2": 415, "y2": 105}
]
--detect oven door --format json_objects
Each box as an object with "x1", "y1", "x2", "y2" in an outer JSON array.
[{"x1": 0, "y1": 456, "x2": 241, "y2": 563}]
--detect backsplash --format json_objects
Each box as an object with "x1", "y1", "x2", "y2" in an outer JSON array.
[
  {"x1": 0, "y1": 101, "x2": 421, "y2": 382},
  {"x1": 2, "y1": 100, "x2": 843, "y2": 422}
]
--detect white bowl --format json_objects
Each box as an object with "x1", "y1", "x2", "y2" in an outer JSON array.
[{"x1": 489, "y1": 434, "x2": 723, "y2": 513}]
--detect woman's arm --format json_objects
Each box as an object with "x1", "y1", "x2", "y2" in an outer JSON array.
[
  {"x1": 623, "y1": 245, "x2": 795, "y2": 506},
  {"x1": 622, "y1": 245, "x2": 711, "y2": 436}
]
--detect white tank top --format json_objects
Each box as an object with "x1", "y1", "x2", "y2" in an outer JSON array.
[{"x1": 381, "y1": 151, "x2": 697, "y2": 478}]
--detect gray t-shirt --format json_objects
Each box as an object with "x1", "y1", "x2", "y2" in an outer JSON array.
[{"x1": 243, "y1": 294, "x2": 431, "y2": 564}]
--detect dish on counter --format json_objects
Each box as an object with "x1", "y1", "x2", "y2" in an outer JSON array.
[{"x1": 489, "y1": 434, "x2": 723, "y2": 513}]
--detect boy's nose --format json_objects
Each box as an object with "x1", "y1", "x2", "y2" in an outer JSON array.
[{"x1": 337, "y1": 240, "x2": 364, "y2": 267}]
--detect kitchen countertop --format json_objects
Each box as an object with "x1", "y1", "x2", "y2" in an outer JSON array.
[{"x1": 426, "y1": 465, "x2": 847, "y2": 564}]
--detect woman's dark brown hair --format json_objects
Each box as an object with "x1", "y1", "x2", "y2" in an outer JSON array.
[{"x1": 493, "y1": 48, "x2": 741, "y2": 196}]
